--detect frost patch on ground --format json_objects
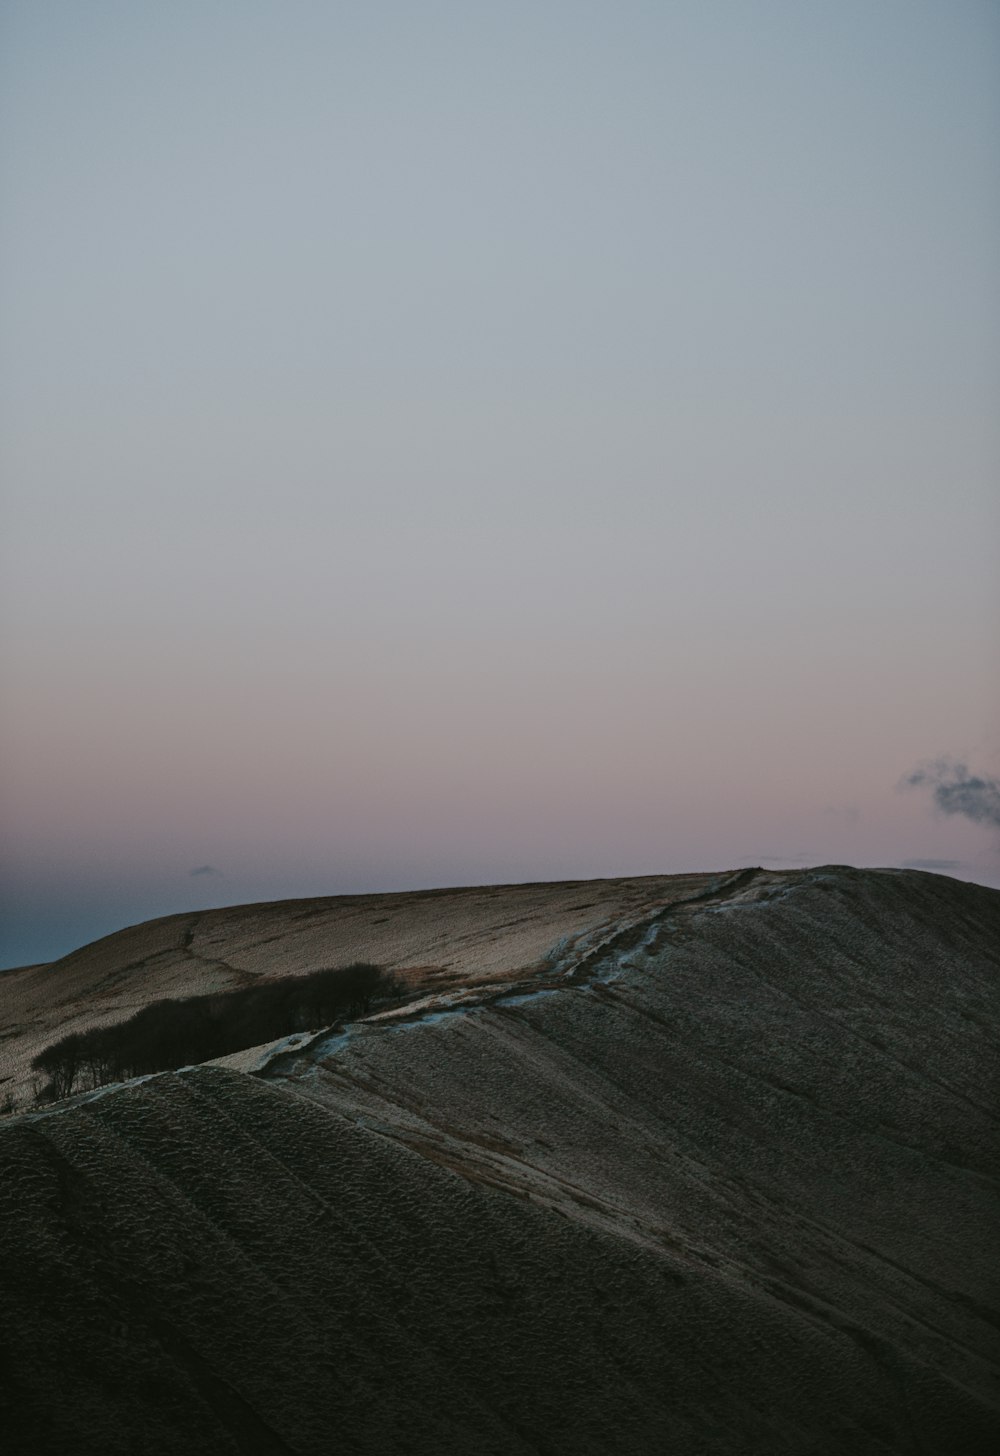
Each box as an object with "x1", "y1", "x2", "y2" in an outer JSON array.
[{"x1": 494, "y1": 988, "x2": 560, "y2": 1010}]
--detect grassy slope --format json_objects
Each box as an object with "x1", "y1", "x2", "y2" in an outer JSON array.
[{"x1": 0, "y1": 867, "x2": 997, "y2": 1454}]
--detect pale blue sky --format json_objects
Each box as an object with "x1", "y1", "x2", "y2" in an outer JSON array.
[{"x1": 2, "y1": 1, "x2": 998, "y2": 966}]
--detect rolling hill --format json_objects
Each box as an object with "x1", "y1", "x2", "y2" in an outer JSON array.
[{"x1": 1, "y1": 865, "x2": 998, "y2": 1453}]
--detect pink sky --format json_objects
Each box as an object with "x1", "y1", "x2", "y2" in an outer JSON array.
[{"x1": 2, "y1": 1, "x2": 998, "y2": 965}]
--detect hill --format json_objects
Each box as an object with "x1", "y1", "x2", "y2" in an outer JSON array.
[
  {"x1": 0, "y1": 865, "x2": 998, "y2": 1453},
  {"x1": 0, "y1": 870, "x2": 717, "y2": 1112}
]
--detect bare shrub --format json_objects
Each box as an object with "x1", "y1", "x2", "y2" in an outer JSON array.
[{"x1": 32, "y1": 963, "x2": 397, "y2": 1103}]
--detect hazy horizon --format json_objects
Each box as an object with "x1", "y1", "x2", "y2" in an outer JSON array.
[{"x1": 2, "y1": 1, "x2": 999, "y2": 968}]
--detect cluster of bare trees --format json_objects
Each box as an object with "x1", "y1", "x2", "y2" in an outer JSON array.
[{"x1": 33, "y1": 962, "x2": 397, "y2": 1103}]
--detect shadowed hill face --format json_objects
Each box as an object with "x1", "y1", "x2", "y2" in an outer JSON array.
[{"x1": 0, "y1": 866, "x2": 998, "y2": 1454}]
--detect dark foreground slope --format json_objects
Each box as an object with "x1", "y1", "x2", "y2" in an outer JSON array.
[{"x1": 1, "y1": 867, "x2": 998, "y2": 1454}]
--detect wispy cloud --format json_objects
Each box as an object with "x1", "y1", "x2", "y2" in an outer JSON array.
[
  {"x1": 190, "y1": 865, "x2": 222, "y2": 878},
  {"x1": 902, "y1": 758, "x2": 1000, "y2": 832}
]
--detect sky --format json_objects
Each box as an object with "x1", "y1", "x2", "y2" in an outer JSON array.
[{"x1": 2, "y1": 0, "x2": 999, "y2": 968}]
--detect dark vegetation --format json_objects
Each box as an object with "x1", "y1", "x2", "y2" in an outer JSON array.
[{"x1": 32, "y1": 963, "x2": 397, "y2": 1102}]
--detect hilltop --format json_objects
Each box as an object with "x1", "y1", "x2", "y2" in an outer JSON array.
[{"x1": 0, "y1": 870, "x2": 719, "y2": 1112}]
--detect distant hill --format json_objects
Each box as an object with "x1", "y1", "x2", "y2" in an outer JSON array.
[
  {"x1": 1, "y1": 866, "x2": 998, "y2": 1453},
  {"x1": 0, "y1": 870, "x2": 719, "y2": 1112}
]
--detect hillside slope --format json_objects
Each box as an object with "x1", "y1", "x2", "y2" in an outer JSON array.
[
  {"x1": 1, "y1": 866, "x2": 998, "y2": 1454},
  {"x1": 0, "y1": 871, "x2": 715, "y2": 1110}
]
